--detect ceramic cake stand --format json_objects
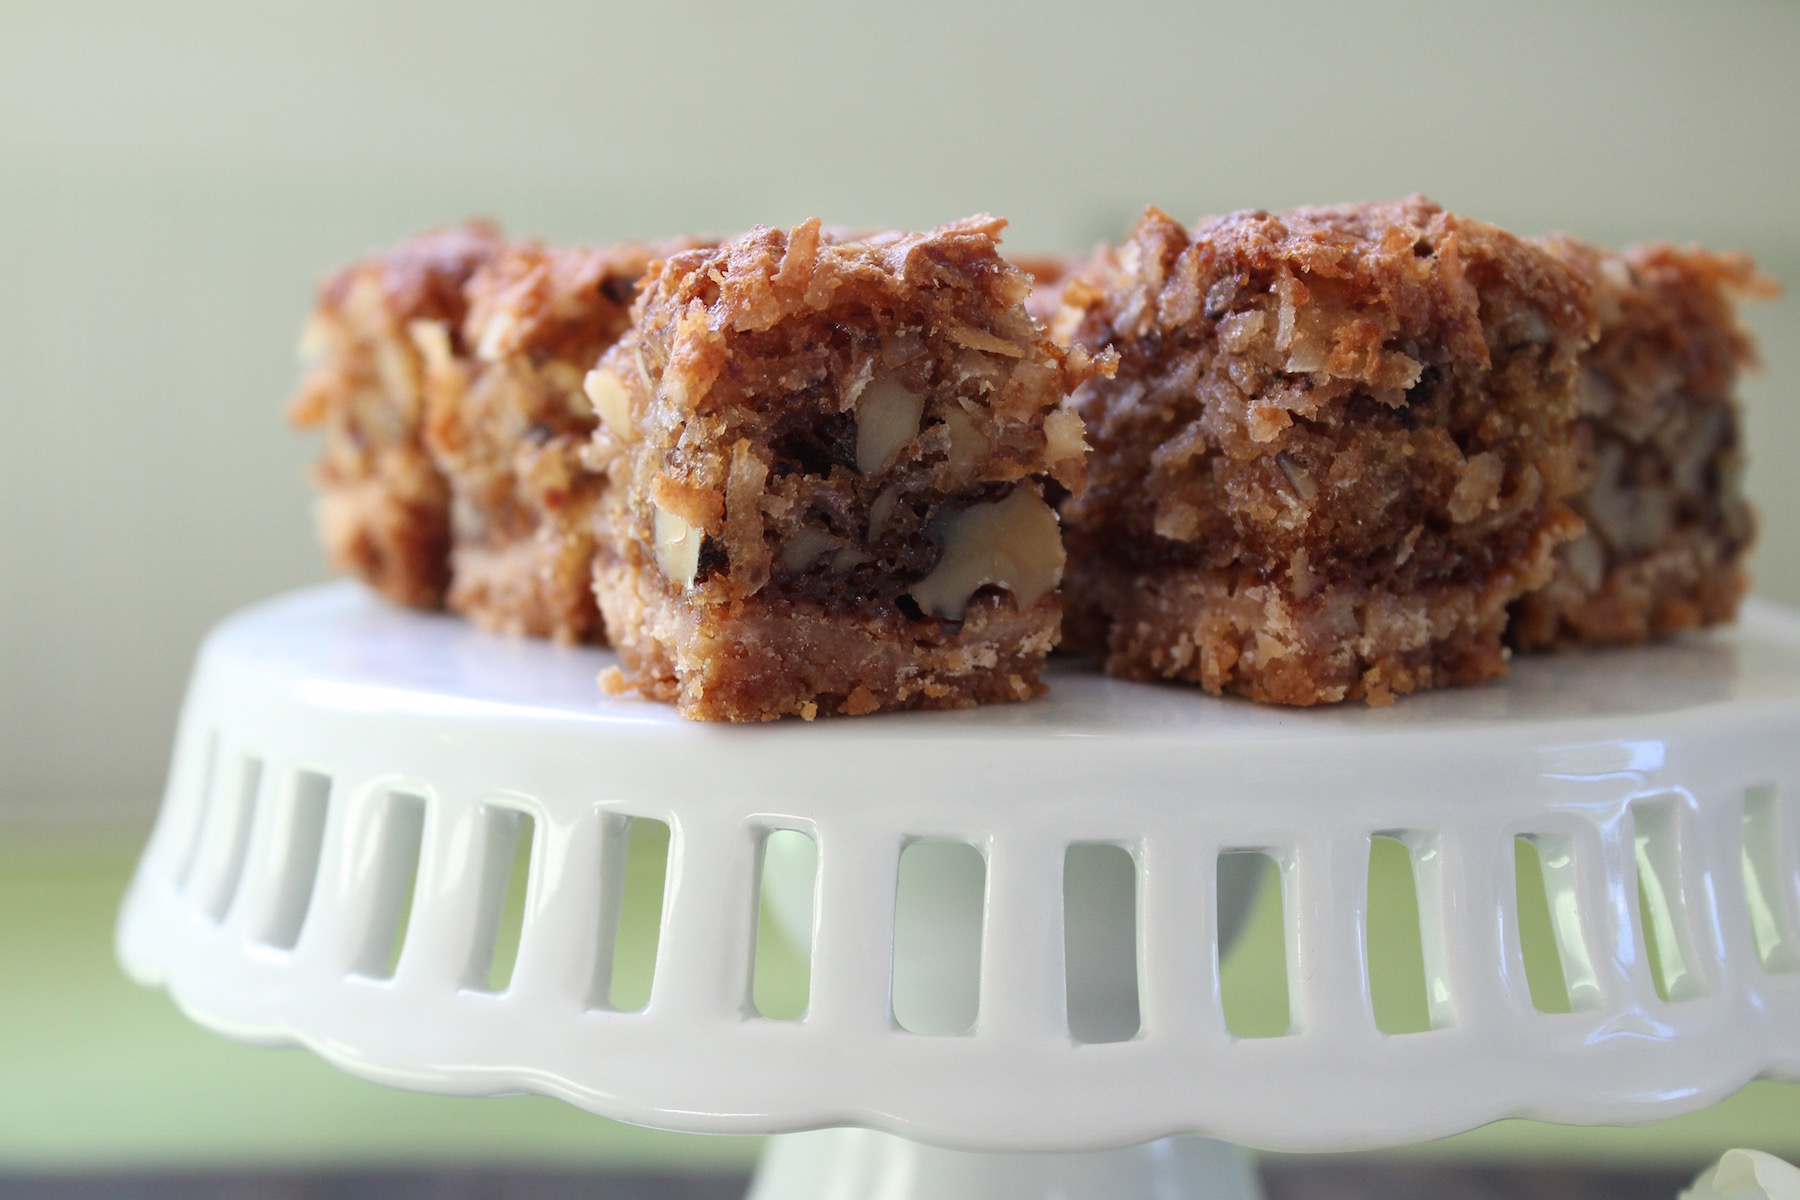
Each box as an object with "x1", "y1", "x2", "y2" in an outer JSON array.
[{"x1": 118, "y1": 584, "x2": 1800, "y2": 1198}]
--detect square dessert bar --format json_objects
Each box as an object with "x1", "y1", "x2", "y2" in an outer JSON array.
[
  {"x1": 290, "y1": 223, "x2": 502, "y2": 608},
  {"x1": 1056, "y1": 198, "x2": 1597, "y2": 705},
  {"x1": 1509, "y1": 241, "x2": 1774, "y2": 649},
  {"x1": 422, "y1": 239, "x2": 664, "y2": 642},
  {"x1": 585, "y1": 215, "x2": 1105, "y2": 720},
  {"x1": 292, "y1": 226, "x2": 672, "y2": 643}
]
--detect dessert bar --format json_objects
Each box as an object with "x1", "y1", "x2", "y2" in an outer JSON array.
[
  {"x1": 291, "y1": 203, "x2": 1771, "y2": 717},
  {"x1": 1509, "y1": 241, "x2": 1773, "y2": 648},
  {"x1": 291, "y1": 223, "x2": 502, "y2": 608},
  {"x1": 1055, "y1": 198, "x2": 1596, "y2": 705},
  {"x1": 293, "y1": 226, "x2": 674, "y2": 643},
  {"x1": 422, "y1": 239, "x2": 663, "y2": 642},
  {"x1": 584, "y1": 215, "x2": 1106, "y2": 720}
]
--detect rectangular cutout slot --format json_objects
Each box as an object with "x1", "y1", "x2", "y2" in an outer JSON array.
[
  {"x1": 202, "y1": 756, "x2": 264, "y2": 922},
  {"x1": 1633, "y1": 799, "x2": 1708, "y2": 1003},
  {"x1": 1743, "y1": 787, "x2": 1800, "y2": 973},
  {"x1": 1526, "y1": 832, "x2": 1602, "y2": 1011},
  {"x1": 1514, "y1": 836, "x2": 1573, "y2": 1013},
  {"x1": 466, "y1": 808, "x2": 535, "y2": 993},
  {"x1": 1218, "y1": 851, "x2": 1291, "y2": 1039},
  {"x1": 1637, "y1": 871, "x2": 1673, "y2": 1000},
  {"x1": 892, "y1": 841, "x2": 986, "y2": 1036},
  {"x1": 1064, "y1": 843, "x2": 1140, "y2": 1044},
  {"x1": 753, "y1": 829, "x2": 818, "y2": 1021},
  {"x1": 1367, "y1": 835, "x2": 1431, "y2": 1035},
  {"x1": 355, "y1": 792, "x2": 426, "y2": 980},
  {"x1": 593, "y1": 816, "x2": 670, "y2": 1012},
  {"x1": 260, "y1": 771, "x2": 332, "y2": 950},
  {"x1": 1519, "y1": 834, "x2": 1576, "y2": 1014},
  {"x1": 175, "y1": 730, "x2": 221, "y2": 888}
]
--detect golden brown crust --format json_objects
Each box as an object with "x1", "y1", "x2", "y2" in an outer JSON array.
[
  {"x1": 590, "y1": 215, "x2": 1106, "y2": 720},
  {"x1": 1509, "y1": 242, "x2": 1775, "y2": 648},
  {"x1": 1060, "y1": 197, "x2": 1597, "y2": 705},
  {"x1": 289, "y1": 222, "x2": 503, "y2": 608}
]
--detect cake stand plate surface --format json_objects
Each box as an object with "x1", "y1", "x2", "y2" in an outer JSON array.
[{"x1": 118, "y1": 583, "x2": 1800, "y2": 1155}]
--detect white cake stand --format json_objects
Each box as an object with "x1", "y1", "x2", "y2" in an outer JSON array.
[{"x1": 118, "y1": 584, "x2": 1800, "y2": 1198}]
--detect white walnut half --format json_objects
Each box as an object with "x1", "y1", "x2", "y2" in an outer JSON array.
[
  {"x1": 908, "y1": 487, "x2": 1063, "y2": 622},
  {"x1": 653, "y1": 504, "x2": 704, "y2": 589},
  {"x1": 855, "y1": 375, "x2": 925, "y2": 475}
]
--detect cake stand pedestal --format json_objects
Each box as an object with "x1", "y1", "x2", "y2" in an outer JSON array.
[
  {"x1": 118, "y1": 584, "x2": 1800, "y2": 1197},
  {"x1": 748, "y1": 1129, "x2": 1259, "y2": 1199}
]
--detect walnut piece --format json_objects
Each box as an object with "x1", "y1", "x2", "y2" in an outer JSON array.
[
  {"x1": 854, "y1": 375, "x2": 924, "y2": 475},
  {"x1": 653, "y1": 504, "x2": 703, "y2": 588},
  {"x1": 908, "y1": 487, "x2": 1063, "y2": 621},
  {"x1": 584, "y1": 367, "x2": 635, "y2": 442},
  {"x1": 941, "y1": 405, "x2": 991, "y2": 476}
]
